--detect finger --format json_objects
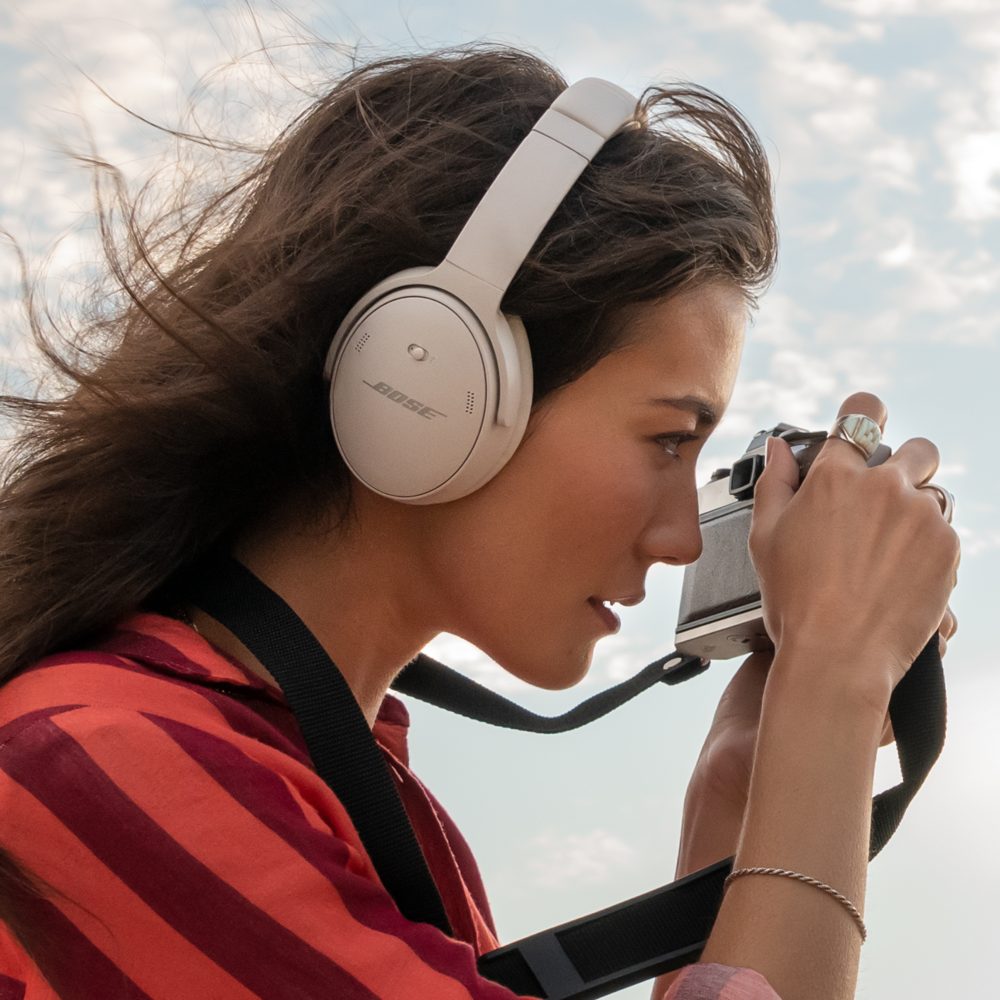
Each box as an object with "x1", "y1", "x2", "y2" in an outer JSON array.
[
  {"x1": 940, "y1": 606, "x2": 957, "y2": 641},
  {"x1": 879, "y1": 713, "x2": 895, "y2": 747},
  {"x1": 812, "y1": 392, "x2": 887, "y2": 469},
  {"x1": 934, "y1": 604, "x2": 957, "y2": 659},
  {"x1": 750, "y1": 433, "x2": 801, "y2": 545},
  {"x1": 713, "y1": 651, "x2": 772, "y2": 727},
  {"x1": 882, "y1": 436, "x2": 941, "y2": 489}
]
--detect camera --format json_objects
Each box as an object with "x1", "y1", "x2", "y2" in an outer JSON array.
[{"x1": 673, "y1": 422, "x2": 892, "y2": 661}]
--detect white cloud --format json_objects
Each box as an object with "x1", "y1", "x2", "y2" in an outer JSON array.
[
  {"x1": 748, "y1": 292, "x2": 809, "y2": 347},
  {"x1": 954, "y1": 523, "x2": 1000, "y2": 557},
  {"x1": 0, "y1": 1, "x2": 331, "y2": 266},
  {"x1": 590, "y1": 626, "x2": 674, "y2": 684},
  {"x1": 901, "y1": 248, "x2": 1000, "y2": 315},
  {"x1": 878, "y1": 236, "x2": 916, "y2": 268},
  {"x1": 421, "y1": 632, "x2": 540, "y2": 695},
  {"x1": 824, "y1": 0, "x2": 1000, "y2": 16},
  {"x1": 637, "y1": 0, "x2": 999, "y2": 358},
  {"x1": 865, "y1": 138, "x2": 920, "y2": 192},
  {"x1": 945, "y1": 130, "x2": 1000, "y2": 220},
  {"x1": 725, "y1": 341, "x2": 893, "y2": 440},
  {"x1": 648, "y1": 0, "x2": 886, "y2": 190},
  {"x1": 526, "y1": 829, "x2": 636, "y2": 889},
  {"x1": 937, "y1": 462, "x2": 967, "y2": 477},
  {"x1": 931, "y1": 35, "x2": 1000, "y2": 222}
]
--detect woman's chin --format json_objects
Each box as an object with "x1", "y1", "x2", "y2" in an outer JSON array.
[{"x1": 495, "y1": 643, "x2": 597, "y2": 692}]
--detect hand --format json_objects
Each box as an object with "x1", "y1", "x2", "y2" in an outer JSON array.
[
  {"x1": 749, "y1": 392, "x2": 961, "y2": 712},
  {"x1": 937, "y1": 604, "x2": 958, "y2": 659},
  {"x1": 675, "y1": 651, "x2": 771, "y2": 877},
  {"x1": 879, "y1": 602, "x2": 957, "y2": 745},
  {"x1": 678, "y1": 600, "x2": 958, "y2": 835}
]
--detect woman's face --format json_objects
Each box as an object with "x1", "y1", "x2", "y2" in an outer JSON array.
[{"x1": 416, "y1": 280, "x2": 747, "y2": 689}]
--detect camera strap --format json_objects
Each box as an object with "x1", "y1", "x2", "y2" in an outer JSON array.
[{"x1": 183, "y1": 551, "x2": 946, "y2": 1000}]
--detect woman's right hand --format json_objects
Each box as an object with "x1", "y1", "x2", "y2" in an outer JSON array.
[{"x1": 748, "y1": 391, "x2": 961, "y2": 712}]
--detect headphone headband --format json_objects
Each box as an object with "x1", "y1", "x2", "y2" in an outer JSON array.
[{"x1": 445, "y1": 78, "x2": 638, "y2": 293}]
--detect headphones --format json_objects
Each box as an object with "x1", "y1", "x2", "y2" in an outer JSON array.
[{"x1": 323, "y1": 78, "x2": 639, "y2": 504}]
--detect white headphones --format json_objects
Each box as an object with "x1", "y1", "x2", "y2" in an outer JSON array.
[{"x1": 323, "y1": 78, "x2": 639, "y2": 504}]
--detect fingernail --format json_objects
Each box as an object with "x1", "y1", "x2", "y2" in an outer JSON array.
[{"x1": 765, "y1": 436, "x2": 775, "y2": 464}]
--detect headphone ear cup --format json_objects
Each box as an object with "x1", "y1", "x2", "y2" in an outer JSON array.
[
  {"x1": 449, "y1": 309, "x2": 533, "y2": 499},
  {"x1": 328, "y1": 282, "x2": 532, "y2": 504}
]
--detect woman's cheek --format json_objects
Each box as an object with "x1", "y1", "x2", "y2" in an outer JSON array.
[{"x1": 596, "y1": 468, "x2": 657, "y2": 540}]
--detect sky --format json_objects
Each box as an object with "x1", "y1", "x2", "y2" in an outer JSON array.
[{"x1": 1, "y1": 1, "x2": 998, "y2": 997}]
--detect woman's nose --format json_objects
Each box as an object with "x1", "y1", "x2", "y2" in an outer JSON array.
[{"x1": 642, "y1": 487, "x2": 704, "y2": 566}]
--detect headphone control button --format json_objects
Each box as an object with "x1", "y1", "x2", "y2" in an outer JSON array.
[{"x1": 407, "y1": 343, "x2": 429, "y2": 361}]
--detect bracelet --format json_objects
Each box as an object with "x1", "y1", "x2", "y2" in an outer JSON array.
[{"x1": 724, "y1": 866, "x2": 867, "y2": 943}]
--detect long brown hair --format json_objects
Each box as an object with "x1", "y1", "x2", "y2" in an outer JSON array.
[{"x1": 0, "y1": 44, "x2": 776, "y2": 963}]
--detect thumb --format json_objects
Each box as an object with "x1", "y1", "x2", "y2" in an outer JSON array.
[{"x1": 750, "y1": 435, "x2": 799, "y2": 542}]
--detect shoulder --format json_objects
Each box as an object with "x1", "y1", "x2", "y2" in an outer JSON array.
[
  {"x1": 0, "y1": 700, "x2": 518, "y2": 1000},
  {"x1": 0, "y1": 615, "x2": 375, "y2": 877},
  {"x1": 0, "y1": 618, "x2": 520, "y2": 998},
  {"x1": 0, "y1": 611, "x2": 301, "y2": 752},
  {"x1": 0, "y1": 696, "x2": 385, "y2": 980}
]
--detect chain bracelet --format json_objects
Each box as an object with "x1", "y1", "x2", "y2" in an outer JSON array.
[{"x1": 724, "y1": 866, "x2": 867, "y2": 943}]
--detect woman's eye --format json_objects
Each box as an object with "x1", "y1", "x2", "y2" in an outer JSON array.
[{"x1": 654, "y1": 433, "x2": 699, "y2": 459}]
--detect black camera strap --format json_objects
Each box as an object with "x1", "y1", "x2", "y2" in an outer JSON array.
[
  {"x1": 393, "y1": 647, "x2": 711, "y2": 732},
  {"x1": 184, "y1": 552, "x2": 946, "y2": 1000}
]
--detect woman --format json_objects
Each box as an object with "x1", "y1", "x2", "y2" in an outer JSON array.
[{"x1": 0, "y1": 46, "x2": 958, "y2": 999}]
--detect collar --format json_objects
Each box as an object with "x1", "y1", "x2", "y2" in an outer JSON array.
[
  {"x1": 102, "y1": 611, "x2": 285, "y2": 696},
  {"x1": 100, "y1": 611, "x2": 412, "y2": 754}
]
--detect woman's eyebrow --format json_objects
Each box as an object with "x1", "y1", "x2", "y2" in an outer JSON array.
[{"x1": 646, "y1": 395, "x2": 719, "y2": 428}]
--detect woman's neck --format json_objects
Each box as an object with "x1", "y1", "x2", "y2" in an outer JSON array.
[{"x1": 187, "y1": 494, "x2": 438, "y2": 727}]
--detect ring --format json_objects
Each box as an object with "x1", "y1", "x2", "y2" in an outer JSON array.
[
  {"x1": 829, "y1": 414, "x2": 882, "y2": 461},
  {"x1": 918, "y1": 483, "x2": 955, "y2": 524}
]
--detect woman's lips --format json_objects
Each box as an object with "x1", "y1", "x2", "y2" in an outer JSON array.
[{"x1": 587, "y1": 597, "x2": 621, "y2": 634}]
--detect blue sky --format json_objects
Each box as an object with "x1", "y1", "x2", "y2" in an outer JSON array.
[{"x1": 2, "y1": 2, "x2": 998, "y2": 996}]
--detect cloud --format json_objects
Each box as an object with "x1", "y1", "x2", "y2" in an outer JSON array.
[
  {"x1": 954, "y1": 523, "x2": 1000, "y2": 557},
  {"x1": 526, "y1": 828, "x2": 636, "y2": 889},
  {"x1": 864, "y1": 137, "x2": 920, "y2": 193},
  {"x1": 421, "y1": 633, "x2": 540, "y2": 695},
  {"x1": 941, "y1": 129, "x2": 1000, "y2": 221},
  {"x1": 0, "y1": 2, "x2": 336, "y2": 260},
  {"x1": 895, "y1": 247, "x2": 1000, "y2": 321},
  {"x1": 937, "y1": 462, "x2": 967, "y2": 477},
  {"x1": 645, "y1": 0, "x2": 887, "y2": 184},
  {"x1": 824, "y1": 0, "x2": 1000, "y2": 17},
  {"x1": 747, "y1": 292, "x2": 810, "y2": 348},
  {"x1": 722, "y1": 342, "x2": 893, "y2": 443},
  {"x1": 934, "y1": 54, "x2": 1000, "y2": 222},
  {"x1": 590, "y1": 625, "x2": 678, "y2": 684},
  {"x1": 638, "y1": 0, "x2": 999, "y2": 358}
]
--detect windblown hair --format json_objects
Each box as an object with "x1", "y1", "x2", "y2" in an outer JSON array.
[{"x1": 0, "y1": 44, "x2": 775, "y2": 956}]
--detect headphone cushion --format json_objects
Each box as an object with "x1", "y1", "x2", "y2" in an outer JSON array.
[{"x1": 329, "y1": 288, "x2": 531, "y2": 503}]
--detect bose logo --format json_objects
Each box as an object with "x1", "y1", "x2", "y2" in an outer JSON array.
[{"x1": 363, "y1": 380, "x2": 447, "y2": 420}]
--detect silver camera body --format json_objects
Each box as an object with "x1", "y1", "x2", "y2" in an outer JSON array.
[{"x1": 673, "y1": 423, "x2": 892, "y2": 661}]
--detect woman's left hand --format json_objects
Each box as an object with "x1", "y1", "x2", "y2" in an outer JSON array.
[
  {"x1": 655, "y1": 651, "x2": 772, "y2": 1000},
  {"x1": 674, "y1": 650, "x2": 770, "y2": 878},
  {"x1": 674, "y1": 603, "x2": 958, "y2": 879}
]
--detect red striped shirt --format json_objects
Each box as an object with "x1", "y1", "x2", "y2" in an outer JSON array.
[{"x1": 0, "y1": 612, "x2": 778, "y2": 999}]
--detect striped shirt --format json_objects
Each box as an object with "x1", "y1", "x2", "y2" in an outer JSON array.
[{"x1": 0, "y1": 612, "x2": 779, "y2": 999}]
